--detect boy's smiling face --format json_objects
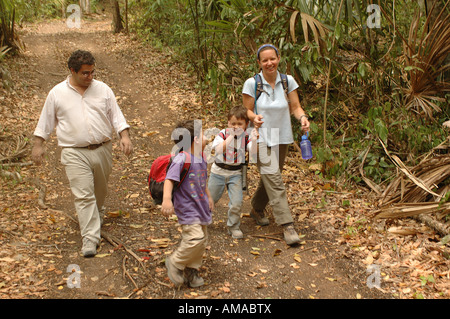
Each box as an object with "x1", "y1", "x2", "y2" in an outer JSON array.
[{"x1": 228, "y1": 116, "x2": 248, "y2": 136}]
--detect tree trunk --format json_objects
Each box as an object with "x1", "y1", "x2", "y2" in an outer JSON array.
[
  {"x1": 80, "y1": 0, "x2": 91, "y2": 14},
  {"x1": 112, "y1": 0, "x2": 123, "y2": 33}
]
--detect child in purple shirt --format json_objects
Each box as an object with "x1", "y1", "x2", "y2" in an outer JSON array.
[{"x1": 161, "y1": 119, "x2": 214, "y2": 288}]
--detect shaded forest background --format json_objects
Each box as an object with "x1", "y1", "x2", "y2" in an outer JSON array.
[{"x1": 1, "y1": 0, "x2": 449, "y2": 205}]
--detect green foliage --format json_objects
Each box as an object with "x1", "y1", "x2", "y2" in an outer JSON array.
[
  {"x1": 1, "y1": 0, "x2": 70, "y2": 52},
  {"x1": 128, "y1": 0, "x2": 449, "y2": 187}
]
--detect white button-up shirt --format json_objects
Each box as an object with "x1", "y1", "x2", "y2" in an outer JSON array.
[{"x1": 34, "y1": 77, "x2": 130, "y2": 147}]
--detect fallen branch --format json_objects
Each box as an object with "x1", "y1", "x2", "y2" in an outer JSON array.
[
  {"x1": 0, "y1": 161, "x2": 33, "y2": 167},
  {"x1": 33, "y1": 177, "x2": 47, "y2": 209},
  {"x1": 374, "y1": 202, "x2": 450, "y2": 219},
  {"x1": 122, "y1": 255, "x2": 139, "y2": 290},
  {"x1": 0, "y1": 169, "x2": 22, "y2": 181},
  {"x1": 46, "y1": 206, "x2": 150, "y2": 275},
  {"x1": 102, "y1": 230, "x2": 150, "y2": 276},
  {"x1": 414, "y1": 214, "x2": 450, "y2": 237},
  {"x1": 249, "y1": 232, "x2": 283, "y2": 241}
]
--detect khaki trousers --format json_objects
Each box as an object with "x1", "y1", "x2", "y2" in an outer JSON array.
[
  {"x1": 251, "y1": 143, "x2": 293, "y2": 225},
  {"x1": 171, "y1": 224, "x2": 208, "y2": 271},
  {"x1": 60, "y1": 142, "x2": 112, "y2": 245}
]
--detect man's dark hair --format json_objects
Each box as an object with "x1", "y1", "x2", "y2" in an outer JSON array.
[
  {"x1": 228, "y1": 106, "x2": 249, "y2": 123},
  {"x1": 68, "y1": 50, "x2": 95, "y2": 72},
  {"x1": 171, "y1": 119, "x2": 202, "y2": 152}
]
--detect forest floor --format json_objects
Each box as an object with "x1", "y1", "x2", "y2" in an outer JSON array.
[{"x1": 0, "y1": 13, "x2": 448, "y2": 304}]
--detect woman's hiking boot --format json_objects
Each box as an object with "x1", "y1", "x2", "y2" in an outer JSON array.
[
  {"x1": 250, "y1": 209, "x2": 269, "y2": 226},
  {"x1": 184, "y1": 267, "x2": 204, "y2": 288},
  {"x1": 283, "y1": 223, "x2": 300, "y2": 246}
]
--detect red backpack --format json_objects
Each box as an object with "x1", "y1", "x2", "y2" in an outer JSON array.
[{"x1": 148, "y1": 152, "x2": 191, "y2": 205}]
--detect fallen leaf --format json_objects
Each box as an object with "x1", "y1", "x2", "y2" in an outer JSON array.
[
  {"x1": 129, "y1": 224, "x2": 144, "y2": 229},
  {"x1": 273, "y1": 249, "x2": 282, "y2": 256},
  {"x1": 256, "y1": 281, "x2": 267, "y2": 289},
  {"x1": 142, "y1": 130, "x2": 159, "y2": 137},
  {"x1": 107, "y1": 210, "x2": 129, "y2": 218}
]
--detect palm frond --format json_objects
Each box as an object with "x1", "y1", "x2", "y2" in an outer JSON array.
[
  {"x1": 289, "y1": 10, "x2": 329, "y2": 54},
  {"x1": 403, "y1": 1, "x2": 450, "y2": 118}
]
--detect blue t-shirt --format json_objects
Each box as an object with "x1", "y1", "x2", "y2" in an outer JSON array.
[{"x1": 165, "y1": 152, "x2": 211, "y2": 225}]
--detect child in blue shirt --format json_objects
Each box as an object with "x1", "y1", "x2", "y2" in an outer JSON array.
[{"x1": 161, "y1": 119, "x2": 214, "y2": 288}]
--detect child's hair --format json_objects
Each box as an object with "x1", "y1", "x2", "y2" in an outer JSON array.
[
  {"x1": 228, "y1": 106, "x2": 249, "y2": 123},
  {"x1": 172, "y1": 119, "x2": 202, "y2": 152}
]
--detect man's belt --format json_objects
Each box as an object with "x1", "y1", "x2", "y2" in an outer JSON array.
[
  {"x1": 215, "y1": 162, "x2": 244, "y2": 170},
  {"x1": 82, "y1": 140, "x2": 110, "y2": 150}
]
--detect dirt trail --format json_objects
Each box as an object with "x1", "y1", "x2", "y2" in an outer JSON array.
[{"x1": 0, "y1": 14, "x2": 393, "y2": 302}]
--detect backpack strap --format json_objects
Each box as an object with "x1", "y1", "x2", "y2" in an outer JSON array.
[
  {"x1": 254, "y1": 73, "x2": 289, "y2": 114},
  {"x1": 178, "y1": 151, "x2": 191, "y2": 187},
  {"x1": 280, "y1": 73, "x2": 289, "y2": 96},
  {"x1": 254, "y1": 74, "x2": 264, "y2": 114},
  {"x1": 166, "y1": 151, "x2": 191, "y2": 188}
]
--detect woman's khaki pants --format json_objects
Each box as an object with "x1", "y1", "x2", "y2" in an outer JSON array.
[{"x1": 251, "y1": 143, "x2": 293, "y2": 225}]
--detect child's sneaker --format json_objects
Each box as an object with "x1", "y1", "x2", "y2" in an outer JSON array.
[
  {"x1": 228, "y1": 228, "x2": 244, "y2": 239},
  {"x1": 165, "y1": 256, "x2": 185, "y2": 287},
  {"x1": 184, "y1": 268, "x2": 204, "y2": 288}
]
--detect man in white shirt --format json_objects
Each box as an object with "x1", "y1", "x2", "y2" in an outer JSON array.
[{"x1": 32, "y1": 50, "x2": 133, "y2": 257}]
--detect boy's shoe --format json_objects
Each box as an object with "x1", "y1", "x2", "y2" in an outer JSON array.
[
  {"x1": 82, "y1": 238, "x2": 97, "y2": 258},
  {"x1": 283, "y1": 223, "x2": 300, "y2": 246},
  {"x1": 250, "y1": 209, "x2": 269, "y2": 226},
  {"x1": 165, "y1": 256, "x2": 185, "y2": 287},
  {"x1": 228, "y1": 228, "x2": 244, "y2": 239},
  {"x1": 184, "y1": 268, "x2": 204, "y2": 288}
]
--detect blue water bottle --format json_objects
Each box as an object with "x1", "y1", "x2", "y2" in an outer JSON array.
[{"x1": 300, "y1": 132, "x2": 313, "y2": 160}]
